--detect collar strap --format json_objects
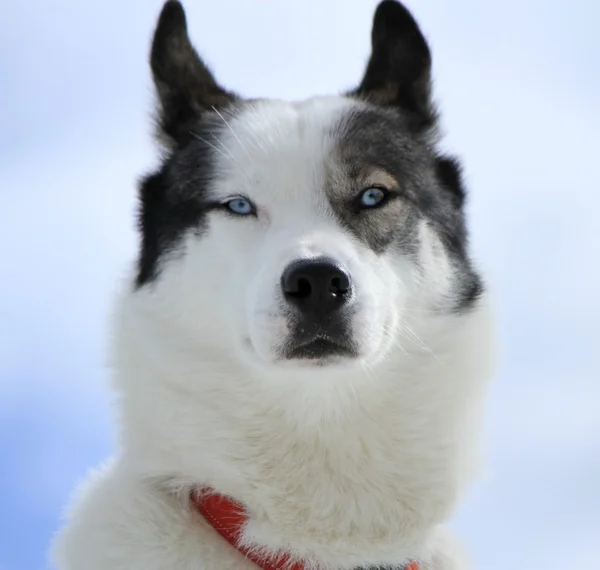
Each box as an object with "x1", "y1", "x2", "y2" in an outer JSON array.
[{"x1": 191, "y1": 488, "x2": 419, "y2": 570}]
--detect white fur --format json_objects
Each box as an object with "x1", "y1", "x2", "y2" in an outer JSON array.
[{"x1": 52, "y1": 97, "x2": 495, "y2": 570}]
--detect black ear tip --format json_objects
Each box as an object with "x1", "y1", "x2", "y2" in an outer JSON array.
[
  {"x1": 374, "y1": 0, "x2": 413, "y2": 22},
  {"x1": 151, "y1": 1, "x2": 189, "y2": 69},
  {"x1": 155, "y1": 1, "x2": 188, "y2": 40},
  {"x1": 160, "y1": 1, "x2": 186, "y2": 23},
  {"x1": 372, "y1": 0, "x2": 422, "y2": 43}
]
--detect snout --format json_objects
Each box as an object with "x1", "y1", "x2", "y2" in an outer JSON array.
[
  {"x1": 281, "y1": 257, "x2": 353, "y2": 315},
  {"x1": 280, "y1": 257, "x2": 357, "y2": 360}
]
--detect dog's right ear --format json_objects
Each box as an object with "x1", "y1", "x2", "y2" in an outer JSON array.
[{"x1": 150, "y1": 1, "x2": 237, "y2": 147}]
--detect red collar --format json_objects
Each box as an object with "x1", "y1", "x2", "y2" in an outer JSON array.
[{"x1": 191, "y1": 488, "x2": 419, "y2": 570}]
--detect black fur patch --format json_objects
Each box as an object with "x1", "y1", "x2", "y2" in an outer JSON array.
[{"x1": 135, "y1": 119, "x2": 231, "y2": 287}]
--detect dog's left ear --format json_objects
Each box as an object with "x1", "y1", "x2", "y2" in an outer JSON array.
[
  {"x1": 150, "y1": 1, "x2": 237, "y2": 146},
  {"x1": 352, "y1": 0, "x2": 436, "y2": 130}
]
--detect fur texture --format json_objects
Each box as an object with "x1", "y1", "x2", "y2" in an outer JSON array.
[{"x1": 51, "y1": 1, "x2": 495, "y2": 569}]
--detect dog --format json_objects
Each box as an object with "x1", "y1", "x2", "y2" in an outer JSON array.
[{"x1": 51, "y1": 1, "x2": 495, "y2": 569}]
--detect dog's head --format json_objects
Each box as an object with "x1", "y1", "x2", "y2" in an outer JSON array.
[{"x1": 131, "y1": 0, "x2": 483, "y2": 380}]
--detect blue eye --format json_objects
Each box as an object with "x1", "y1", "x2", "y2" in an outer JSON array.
[
  {"x1": 359, "y1": 187, "x2": 387, "y2": 208},
  {"x1": 224, "y1": 197, "x2": 254, "y2": 216}
]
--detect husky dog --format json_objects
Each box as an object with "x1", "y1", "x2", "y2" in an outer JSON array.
[{"x1": 52, "y1": 1, "x2": 494, "y2": 569}]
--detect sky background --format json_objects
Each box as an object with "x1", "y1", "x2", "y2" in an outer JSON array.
[{"x1": 1, "y1": 0, "x2": 599, "y2": 569}]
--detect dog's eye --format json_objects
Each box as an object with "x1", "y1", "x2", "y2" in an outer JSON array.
[
  {"x1": 359, "y1": 187, "x2": 388, "y2": 209},
  {"x1": 224, "y1": 197, "x2": 254, "y2": 216}
]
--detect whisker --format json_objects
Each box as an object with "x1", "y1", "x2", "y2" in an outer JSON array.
[
  {"x1": 211, "y1": 105, "x2": 251, "y2": 159},
  {"x1": 210, "y1": 132, "x2": 237, "y2": 162},
  {"x1": 189, "y1": 131, "x2": 233, "y2": 163},
  {"x1": 391, "y1": 336, "x2": 414, "y2": 360},
  {"x1": 400, "y1": 324, "x2": 440, "y2": 362},
  {"x1": 347, "y1": 378, "x2": 359, "y2": 404},
  {"x1": 190, "y1": 130, "x2": 257, "y2": 186},
  {"x1": 361, "y1": 361, "x2": 376, "y2": 387}
]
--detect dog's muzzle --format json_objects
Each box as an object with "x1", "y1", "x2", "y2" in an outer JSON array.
[{"x1": 280, "y1": 257, "x2": 358, "y2": 360}]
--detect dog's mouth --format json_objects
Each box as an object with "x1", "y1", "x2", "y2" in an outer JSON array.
[{"x1": 282, "y1": 335, "x2": 358, "y2": 361}]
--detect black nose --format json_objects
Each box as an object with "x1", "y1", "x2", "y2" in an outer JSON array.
[{"x1": 281, "y1": 257, "x2": 352, "y2": 315}]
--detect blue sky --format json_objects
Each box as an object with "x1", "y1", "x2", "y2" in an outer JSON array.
[{"x1": 1, "y1": 0, "x2": 599, "y2": 569}]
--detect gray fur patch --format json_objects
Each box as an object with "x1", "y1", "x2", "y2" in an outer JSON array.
[{"x1": 326, "y1": 104, "x2": 482, "y2": 310}]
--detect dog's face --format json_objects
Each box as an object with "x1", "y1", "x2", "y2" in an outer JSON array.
[{"x1": 134, "y1": 1, "x2": 482, "y2": 377}]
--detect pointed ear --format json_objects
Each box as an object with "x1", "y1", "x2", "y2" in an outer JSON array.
[
  {"x1": 352, "y1": 0, "x2": 435, "y2": 130},
  {"x1": 150, "y1": 1, "x2": 237, "y2": 146}
]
